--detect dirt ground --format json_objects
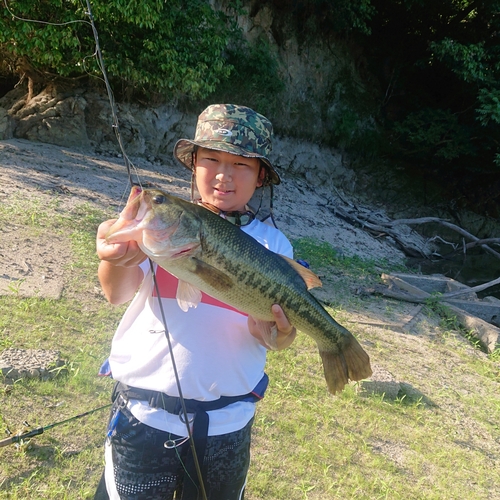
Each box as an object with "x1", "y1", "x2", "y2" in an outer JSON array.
[{"x1": 1, "y1": 138, "x2": 500, "y2": 492}]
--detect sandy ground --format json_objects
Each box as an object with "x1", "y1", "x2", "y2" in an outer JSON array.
[{"x1": 0, "y1": 138, "x2": 414, "y2": 300}]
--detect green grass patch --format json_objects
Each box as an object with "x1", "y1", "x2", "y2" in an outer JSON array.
[
  {"x1": 292, "y1": 236, "x2": 405, "y2": 277},
  {"x1": 0, "y1": 199, "x2": 499, "y2": 499}
]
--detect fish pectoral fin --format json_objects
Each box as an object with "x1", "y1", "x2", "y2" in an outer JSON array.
[
  {"x1": 176, "y1": 280, "x2": 202, "y2": 312},
  {"x1": 253, "y1": 320, "x2": 279, "y2": 351},
  {"x1": 191, "y1": 258, "x2": 234, "y2": 291},
  {"x1": 280, "y1": 255, "x2": 322, "y2": 290}
]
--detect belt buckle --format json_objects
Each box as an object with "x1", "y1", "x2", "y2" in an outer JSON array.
[{"x1": 179, "y1": 409, "x2": 195, "y2": 424}]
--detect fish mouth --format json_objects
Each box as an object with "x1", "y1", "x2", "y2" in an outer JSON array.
[
  {"x1": 105, "y1": 186, "x2": 148, "y2": 243},
  {"x1": 106, "y1": 186, "x2": 186, "y2": 253}
]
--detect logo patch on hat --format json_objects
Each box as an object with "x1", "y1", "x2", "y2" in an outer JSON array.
[{"x1": 216, "y1": 128, "x2": 233, "y2": 136}]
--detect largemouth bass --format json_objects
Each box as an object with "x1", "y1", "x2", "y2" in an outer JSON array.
[{"x1": 106, "y1": 186, "x2": 372, "y2": 394}]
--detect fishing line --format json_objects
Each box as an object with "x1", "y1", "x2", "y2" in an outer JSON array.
[
  {"x1": 84, "y1": 2, "x2": 207, "y2": 497},
  {"x1": 149, "y1": 259, "x2": 207, "y2": 499},
  {"x1": 83, "y1": 0, "x2": 140, "y2": 188}
]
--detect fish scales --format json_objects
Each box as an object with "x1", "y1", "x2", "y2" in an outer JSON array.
[
  {"x1": 106, "y1": 186, "x2": 372, "y2": 394},
  {"x1": 197, "y1": 216, "x2": 347, "y2": 348},
  {"x1": 205, "y1": 230, "x2": 311, "y2": 321},
  {"x1": 198, "y1": 215, "x2": 302, "y2": 312}
]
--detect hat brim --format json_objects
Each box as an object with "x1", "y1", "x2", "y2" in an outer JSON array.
[{"x1": 174, "y1": 139, "x2": 280, "y2": 185}]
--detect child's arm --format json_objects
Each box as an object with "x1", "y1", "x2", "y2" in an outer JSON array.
[
  {"x1": 247, "y1": 305, "x2": 297, "y2": 351},
  {"x1": 96, "y1": 219, "x2": 147, "y2": 304}
]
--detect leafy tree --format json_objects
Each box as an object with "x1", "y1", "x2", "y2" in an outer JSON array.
[
  {"x1": 361, "y1": 0, "x2": 500, "y2": 213},
  {"x1": 0, "y1": 0, "x2": 236, "y2": 99},
  {"x1": 269, "y1": 0, "x2": 375, "y2": 38}
]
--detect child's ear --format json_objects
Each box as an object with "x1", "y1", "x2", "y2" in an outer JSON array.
[{"x1": 256, "y1": 165, "x2": 266, "y2": 187}]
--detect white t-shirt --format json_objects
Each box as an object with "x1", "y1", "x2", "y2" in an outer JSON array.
[{"x1": 108, "y1": 219, "x2": 293, "y2": 436}]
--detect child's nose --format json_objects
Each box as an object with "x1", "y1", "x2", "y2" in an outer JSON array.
[{"x1": 215, "y1": 163, "x2": 232, "y2": 180}]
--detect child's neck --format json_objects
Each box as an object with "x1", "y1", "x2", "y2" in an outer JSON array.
[{"x1": 195, "y1": 200, "x2": 255, "y2": 226}]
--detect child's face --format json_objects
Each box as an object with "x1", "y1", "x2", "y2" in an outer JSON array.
[{"x1": 194, "y1": 147, "x2": 264, "y2": 212}]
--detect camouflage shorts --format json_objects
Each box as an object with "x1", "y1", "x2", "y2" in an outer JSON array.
[{"x1": 102, "y1": 401, "x2": 252, "y2": 500}]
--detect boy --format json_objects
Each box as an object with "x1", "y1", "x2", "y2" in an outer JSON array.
[{"x1": 95, "y1": 104, "x2": 296, "y2": 500}]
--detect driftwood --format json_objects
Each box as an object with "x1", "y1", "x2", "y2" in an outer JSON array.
[
  {"x1": 367, "y1": 284, "x2": 429, "y2": 304},
  {"x1": 384, "y1": 217, "x2": 500, "y2": 260},
  {"x1": 328, "y1": 196, "x2": 500, "y2": 351},
  {"x1": 445, "y1": 238, "x2": 500, "y2": 255},
  {"x1": 325, "y1": 198, "x2": 500, "y2": 263},
  {"x1": 364, "y1": 274, "x2": 500, "y2": 352},
  {"x1": 439, "y1": 276, "x2": 500, "y2": 299},
  {"x1": 323, "y1": 202, "x2": 432, "y2": 258}
]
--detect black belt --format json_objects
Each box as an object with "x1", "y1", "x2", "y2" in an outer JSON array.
[
  {"x1": 112, "y1": 381, "x2": 259, "y2": 499},
  {"x1": 112, "y1": 381, "x2": 258, "y2": 414}
]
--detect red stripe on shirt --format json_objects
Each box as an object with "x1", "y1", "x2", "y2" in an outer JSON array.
[{"x1": 151, "y1": 266, "x2": 247, "y2": 316}]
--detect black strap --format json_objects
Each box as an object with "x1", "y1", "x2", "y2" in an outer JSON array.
[{"x1": 112, "y1": 382, "x2": 258, "y2": 413}]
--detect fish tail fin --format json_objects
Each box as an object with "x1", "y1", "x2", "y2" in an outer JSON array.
[{"x1": 319, "y1": 338, "x2": 372, "y2": 395}]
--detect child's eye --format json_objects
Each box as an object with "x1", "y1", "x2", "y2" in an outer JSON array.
[{"x1": 198, "y1": 156, "x2": 217, "y2": 163}]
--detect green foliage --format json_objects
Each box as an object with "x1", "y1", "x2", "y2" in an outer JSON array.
[
  {"x1": 327, "y1": 99, "x2": 382, "y2": 154},
  {"x1": 0, "y1": 0, "x2": 236, "y2": 99},
  {"x1": 292, "y1": 237, "x2": 343, "y2": 271},
  {"x1": 292, "y1": 236, "x2": 399, "y2": 276},
  {"x1": 326, "y1": 93, "x2": 361, "y2": 149},
  {"x1": 430, "y1": 38, "x2": 500, "y2": 131},
  {"x1": 290, "y1": 0, "x2": 375, "y2": 38},
  {"x1": 361, "y1": 0, "x2": 500, "y2": 212},
  {"x1": 476, "y1": 88, "x2": 500, "y2": 126},
  {"x1": 393, "y1": 108, "x2": 474, "y2": 161},
  {"x1": 430, "y1": 39, "x2": 494, "y2": 85}
]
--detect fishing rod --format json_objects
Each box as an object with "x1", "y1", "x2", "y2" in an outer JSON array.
[
  {"x1": 4, "y1": 2, "x2": 208, "y2": 497},
  {"x1": 84, "y1": 0, "x2": 139, "y2": 188},
  {"x1": 0, "y1": 403, "x2": 111, "y2": 448}
]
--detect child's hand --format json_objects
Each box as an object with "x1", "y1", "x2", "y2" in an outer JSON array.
[
  {"x1": 248, "y1": 304, "x2": 297, "y2": 350},
  {"x1": 96, "y1": 219, "x2": 146, "y2": 268}
]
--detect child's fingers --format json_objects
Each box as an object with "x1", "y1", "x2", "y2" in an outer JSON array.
[{"x1": 271, "y1": 304, "x2": 294, "y2": 335}]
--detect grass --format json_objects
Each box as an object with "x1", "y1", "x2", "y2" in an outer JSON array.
[
  {"x1": 1, "y1": 202, "x2": 499, "y2": 499},
  {"x1": 252, "y1": 333, "x2": 499, "y2": 499}
]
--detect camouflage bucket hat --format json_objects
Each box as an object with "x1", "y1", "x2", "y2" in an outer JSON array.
[{"x1": 174, "y1": 104, "x2": 280, "y2": 185}]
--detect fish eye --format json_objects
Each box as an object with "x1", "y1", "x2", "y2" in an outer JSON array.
[{"x1": 153, "y1": 194, "x2": 165, "y2": 204}]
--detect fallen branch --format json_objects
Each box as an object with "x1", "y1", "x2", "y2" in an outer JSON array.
[
  {"x1": 444, "y1": 237, "x2": 500, "y2": 255},
  {"x1": 384, "y1": 217, "x2": 500, "y2": 260},
  {"x1": 324, "y1": 203, "x2": 430, "y2": 258},
  {"x1": 364, "y1": 282, "x2": 500, "y2": 352},
  {"x1": 366, "y1": 284, "x2": 428, "y2": 304},
  {"x1": 440, "y1": 276, "x2": 500, "y2": 299},
  {"x1": 369, "y1": 273, "x2": 500, "y2": 303}
]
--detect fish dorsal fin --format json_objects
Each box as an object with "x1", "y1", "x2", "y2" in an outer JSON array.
[
  {"x1": 280, "y1": 255, "x2": 322, "y2": 290},
  {"x1": 176, "y1": 280, "x2": 202, "y2": 312}
]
